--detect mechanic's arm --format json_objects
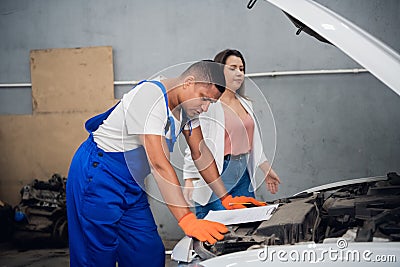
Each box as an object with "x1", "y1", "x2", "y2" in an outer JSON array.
[
  {"x1": 182, "y1": 145, "x2": 200, "y2": 206},
  {"x1": 183, "y1": 127, "x2": 266, "y2": 209},
  {"x1": 183, "y1": 127, "x2": 227, "y2": 198},
  {"x1": 259, "y1": 160, "x2": 281, "y2": 194},
  {"x1": 141, "y1": 134, "x2": 227, "y2": 244},
  {"x1": 182, "y1": 179, "x2": 196, "y2": 207},
  {"x1": 141, "y1": 134, "x2": 189, "y2": 218}
]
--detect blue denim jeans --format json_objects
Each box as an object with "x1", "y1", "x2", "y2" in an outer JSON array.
[{"x1": 195, "y1": 155, "x2": 255, "y2": 219}]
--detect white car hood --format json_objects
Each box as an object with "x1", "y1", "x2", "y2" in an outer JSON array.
[
  {"x1": 201, "y1": 242, "x2": 400, "y2": 266},
  {"x1": 265, "y1": 0, "x2": 400, "y2": 96}
]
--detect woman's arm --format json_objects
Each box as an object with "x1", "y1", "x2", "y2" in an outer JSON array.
[{"x1": 259, "y1": 160, "x2": 281, "y2": 194}]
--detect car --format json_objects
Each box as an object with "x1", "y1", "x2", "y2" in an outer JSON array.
[
  {"x1": 189, "y1": 172, "x2": 400, "y2": 266},
  {"x1": 172, "y1": 172, "x2": 400, "y2": 266},
  {"x1": 171, "y1": 0, "x2": 400, "y2": 265}
]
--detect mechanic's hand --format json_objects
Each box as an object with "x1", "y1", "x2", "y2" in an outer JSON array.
[
  {"x1": 178, "y1": 212, "x2": 228, "y2": 244},
  {"x1": 182, "y1": 179, "x2": 195, "y2": 207},
  {"x1": 221, "y1": 195, "x2": 267, "y2": 210}
]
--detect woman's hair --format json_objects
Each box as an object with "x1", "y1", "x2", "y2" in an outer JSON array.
[{"x1": 214, "y1": 49, "x2": 247, "y2": 98}]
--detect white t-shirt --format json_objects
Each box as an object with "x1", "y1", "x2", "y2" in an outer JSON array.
[{"x1": 93, "y1": 81, "x2": 199, "y2": 152}]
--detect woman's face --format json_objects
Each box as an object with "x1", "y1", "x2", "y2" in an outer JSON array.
[{"x1": 224, "y1": 55, "x2": 245, "y2": 92}]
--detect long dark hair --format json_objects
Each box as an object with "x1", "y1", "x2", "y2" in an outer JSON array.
[{"x1": 214, "y1": 49, "x2": 247, "y2": 98}]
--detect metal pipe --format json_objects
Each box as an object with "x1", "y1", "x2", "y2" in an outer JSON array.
[
  {"x1": 245, "y1": 68, "x2": 368, "y2": 78},
  {"x1": 113, "y1": 80, "x2": 139, "y2": 86},
  {"x1": 0, "y1": 83, "x2": 32, "y2": 88},
  {"x1": 0, "y1": 68, "x2": 368, "y2": 88}
]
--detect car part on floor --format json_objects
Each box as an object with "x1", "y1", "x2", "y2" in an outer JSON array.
[{"x1": 13, "y1": 173, "x2": 68, "y2": 248}]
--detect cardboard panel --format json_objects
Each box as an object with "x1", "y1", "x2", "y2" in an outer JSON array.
[
  {"x1": 0, "y1": 113, "x2": 97, "y2": 205},
  {"x1": 30, "y1": 46, "x2": 114, "y2": 113},
  {"x1": 0, "y1": 46, "x2": 116, "y2": 205}
]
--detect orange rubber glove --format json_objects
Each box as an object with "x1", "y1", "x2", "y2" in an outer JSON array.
[
  {"x1": 178, "y1": 212, "x2": 228, "y2": 244},
  {"x1": 221, "y1": 195, "x2": 267, "y2": 210}
]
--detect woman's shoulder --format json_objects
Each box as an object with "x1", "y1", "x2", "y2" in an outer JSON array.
[{"x1": 237, "y1": 94, "x2": 254, "y2": 110}]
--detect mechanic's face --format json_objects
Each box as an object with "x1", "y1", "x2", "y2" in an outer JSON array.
[
  {"x1": 182, "y1": 82, "x2": 221, "y2": 118},
  {"x1": 224, "y1": 55, "x2": 245, "y2": 92}
]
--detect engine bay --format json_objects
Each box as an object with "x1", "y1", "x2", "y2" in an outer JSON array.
[{"x1": 194, "y1": 172, "x2": 400, "y2": 259}]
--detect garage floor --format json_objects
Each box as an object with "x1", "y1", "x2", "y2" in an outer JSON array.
[{"x1": 0, "y1": 240, "x2": 181, "y2": 267}]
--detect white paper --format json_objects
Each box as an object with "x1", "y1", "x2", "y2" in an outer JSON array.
[{"x1": 204, "y1": 204, "x2": 279, "y2": 225}]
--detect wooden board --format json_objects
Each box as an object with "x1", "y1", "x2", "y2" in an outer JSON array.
[
  {"x1": 0, "y1": 46, "x2": 116, "y2": 205},
  {"x1": 30, "y1": 46, "x2": 114, "y2": 113}
]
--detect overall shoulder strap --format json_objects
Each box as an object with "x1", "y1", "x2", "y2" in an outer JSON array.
[
  {"x1": 139, "y1": 80, "x2": 175, "y2": 141},
  {"x1": 146, "y1": 80, "x2": 169, "y2": 117}
]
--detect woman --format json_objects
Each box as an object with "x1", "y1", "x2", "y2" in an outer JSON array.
[{"x1": 183, "y1": 49, "x2": 281, "y2": 219}]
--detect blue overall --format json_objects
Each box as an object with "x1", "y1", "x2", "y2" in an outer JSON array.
[{"x1": 66, "y1": 81, "x2": 176, "y2": 267}]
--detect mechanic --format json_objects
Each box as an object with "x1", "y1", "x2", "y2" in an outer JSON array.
[
  {"x1": 183, "y1": 50, "x2": 281, "y2": 219},
  {"x1": 66, "y1": 60, "x2": 266, "y2": 267}
]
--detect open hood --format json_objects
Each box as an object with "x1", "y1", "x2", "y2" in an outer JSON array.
[{"x1": 261, "y1": 0, "x2": 400, "y2": 96}]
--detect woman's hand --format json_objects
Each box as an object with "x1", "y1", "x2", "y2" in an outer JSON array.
[
  {"x1": 259, "y1": 161, "x2": 281, "y2": 194},
  {"x1": 265, "y1": 172, "x2": 280, "y2": 194}
]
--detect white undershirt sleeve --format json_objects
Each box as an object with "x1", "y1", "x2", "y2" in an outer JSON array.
[{"x1": 124, "y1": 83, "x2": 167, "y2": 136}]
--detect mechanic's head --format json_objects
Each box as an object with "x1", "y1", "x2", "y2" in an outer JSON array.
[
  {"x1": 178, "y1": 60, "x2": 226, "y2": 117},
  {"x1": 180, "y1": 60, "x2": 226, "y2": 93}
]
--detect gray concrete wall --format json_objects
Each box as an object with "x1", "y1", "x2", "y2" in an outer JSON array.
[{"x1": 1, "y1": 0, "x2": 399, "y2": 240}]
